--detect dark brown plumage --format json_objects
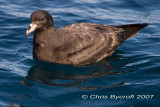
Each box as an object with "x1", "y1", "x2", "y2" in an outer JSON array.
[{"x1": 25, "y1": 10, "x2": 150, "y2": 65}]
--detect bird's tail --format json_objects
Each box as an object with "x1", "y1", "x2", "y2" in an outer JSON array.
[{"x1": 115, "y1": 23, "x2": 150, "y2": 40}]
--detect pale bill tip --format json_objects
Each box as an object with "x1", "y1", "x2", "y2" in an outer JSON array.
[{"x1": 25, "y1": 23, "x2": 37, "y2": 37}]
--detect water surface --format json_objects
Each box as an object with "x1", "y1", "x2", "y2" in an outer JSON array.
[{"x1": 0, "y1": 0, "x2": 160, "y2": 107}]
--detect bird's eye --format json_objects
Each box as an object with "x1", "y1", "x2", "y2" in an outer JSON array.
[{"x1": 40, "y1": 18, "x2": 45, "y2": 21}]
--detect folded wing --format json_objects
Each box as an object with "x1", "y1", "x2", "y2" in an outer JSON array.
[{"x1": 56, "y1": 23, "x2": 125, "y2": 65}]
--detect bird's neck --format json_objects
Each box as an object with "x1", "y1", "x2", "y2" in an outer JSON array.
[{"x1": 34, "y1": 26, "x2": 58, "y2": 43}]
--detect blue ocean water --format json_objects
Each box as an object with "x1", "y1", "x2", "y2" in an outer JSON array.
[{"x1": 0, "y1": 0, "x2": 160, "y2": 106}]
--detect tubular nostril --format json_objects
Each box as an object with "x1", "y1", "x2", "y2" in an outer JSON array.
[{"x1": 28, "y1": 25, "x2": 31, "y2": 30}]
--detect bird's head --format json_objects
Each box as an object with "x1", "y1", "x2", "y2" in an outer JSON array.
[{"x1": 25, "y1": 10, "x2": 54, "y2": 37}]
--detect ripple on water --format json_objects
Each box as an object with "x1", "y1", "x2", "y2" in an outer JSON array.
[{"x1": 0, "y1": 0, "x2": 160, "y2": 107}]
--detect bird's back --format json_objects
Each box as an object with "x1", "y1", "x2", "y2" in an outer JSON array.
[{"x1": 54, "y1": 23, "x2": 125, "y2": 65}]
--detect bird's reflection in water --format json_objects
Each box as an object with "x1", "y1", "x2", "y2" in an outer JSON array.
[{"x1": 23, "y1": 50, "x2": 137, "y2": 90}]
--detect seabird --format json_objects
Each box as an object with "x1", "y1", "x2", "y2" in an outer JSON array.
[{"x1": 25, "y1": 10, "x2": 150, "y2": 65}]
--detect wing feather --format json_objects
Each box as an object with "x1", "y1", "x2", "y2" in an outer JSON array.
[{"x1": 56, "y1": 23, "x2": 125, "y2": 64}]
